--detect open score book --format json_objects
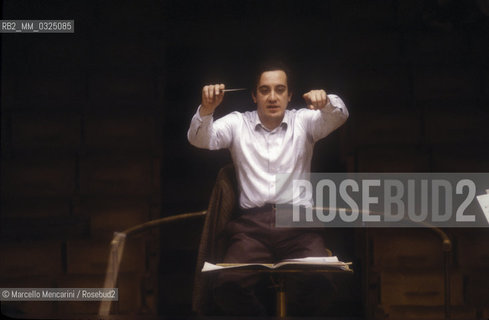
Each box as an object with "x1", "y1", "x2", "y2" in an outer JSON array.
[{"x1": 202, "y1": 256, "x2": 352, "y2": 272}]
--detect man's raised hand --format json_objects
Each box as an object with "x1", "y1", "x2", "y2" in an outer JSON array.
[
  {"x1": 303, "y1": 89, "x2": 331, "y2": 111},
  {"x1": 200, "y1": 84, "x2": 225, "y2": 116}
]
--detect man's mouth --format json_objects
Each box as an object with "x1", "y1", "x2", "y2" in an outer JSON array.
[{"x1": 267, "y1": 105, "x2": 280, "y2": 110}]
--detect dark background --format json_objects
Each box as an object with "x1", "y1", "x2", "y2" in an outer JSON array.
[{"x1": 1, "y1": 0, "x2": 489, "y2": 319}]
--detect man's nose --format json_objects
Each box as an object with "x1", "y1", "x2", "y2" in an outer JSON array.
[{"x1": 269, "y1": 90, "x2": 277, "y2": 100}]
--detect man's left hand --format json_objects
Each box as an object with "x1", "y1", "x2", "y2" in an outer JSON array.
[{"x1": 303, "y1": 90, "x2": 330, "y2": 110}]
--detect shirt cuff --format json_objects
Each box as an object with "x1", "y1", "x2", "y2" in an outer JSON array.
[
  {"x1": 321, "y1": 94, "x2": 347, "y2": 115},
  {"x1": 195, "y1": 105, "x2": 214, "y2": 122}
]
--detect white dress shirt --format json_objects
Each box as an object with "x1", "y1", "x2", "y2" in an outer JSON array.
[{"x1": 187, "y1": 94, "x2": 349, "y2": 209}]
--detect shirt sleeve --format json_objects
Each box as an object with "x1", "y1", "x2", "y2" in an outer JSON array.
[
  {"x1": 298, "y1": 94, "x2": 349, "y2": 142},
  {"x1": 187, "y1": 105, "x2": 239, "y2": 150}
]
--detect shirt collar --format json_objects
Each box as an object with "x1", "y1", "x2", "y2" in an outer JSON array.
[{"x1": 253, "y1": 110, "x2": 289, "y2": 131}]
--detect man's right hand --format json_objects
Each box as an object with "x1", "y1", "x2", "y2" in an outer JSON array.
[{"x1": 200, "y1": 84, "x2": 225, "y2": 116}]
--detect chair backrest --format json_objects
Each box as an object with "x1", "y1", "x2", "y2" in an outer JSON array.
[{"x1": 192, "y1": 164, "x2": 238, "y2": 315}]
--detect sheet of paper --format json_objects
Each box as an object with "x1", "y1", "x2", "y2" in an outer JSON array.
[
  {"x1": 202, "y1": 262, "x2": 225, "y2": 272},
  {"x1": 476, "y1": 194, "x2": 489, "y2": 224},
  {"x1": 283, "y1": 256, "x2": 339, "y2": 263},
  {"x1": 202, "y1": 256, "x2": 351, "y2": 272}
]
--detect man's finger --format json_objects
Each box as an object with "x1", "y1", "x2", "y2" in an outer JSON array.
[
  {"x1": 321, "y1": 90, "x2": 327, "y2": 103},
  {"x1": 204, "y1": 86, "x2": 209, "y2": 102},
  {"x1": 217, "y1": 84, "x2": 225, "y2": 96},
  {"x1": 209, "y1": 85, "x2": 215, "y2": 100},
  {"x1": 317, "y1": 91, "x2": 324, "y2": 108},
  {"x1": 310, "y1": 91, "x2": 317, "y2": 109},
  {"x1": 303, "y1": 92, "x2": 313, "y2": 109},
  {"x1": 310, "y1": 91, "x2": 317, "y2": 108},
  {"x1": 317, "y1": 90, "x2": 325, "y2": 107}
]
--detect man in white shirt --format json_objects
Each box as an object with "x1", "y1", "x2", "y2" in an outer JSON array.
[{"x1": 188, "y1": 62, "x2": 348, "y2": 316}]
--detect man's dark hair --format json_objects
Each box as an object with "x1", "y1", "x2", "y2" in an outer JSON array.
[{"x1": 252, "y1": 60, "x2": 293, "y2": 94}]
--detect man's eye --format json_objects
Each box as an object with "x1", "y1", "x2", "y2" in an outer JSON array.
[
  {"x1": 259, "y1": 88, "x2": 270, "y2": 94},
  {"x1": 276, "y1": 87, "x2": 285, "y2": 94}
]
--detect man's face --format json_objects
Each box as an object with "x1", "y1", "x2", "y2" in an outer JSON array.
[{"x1": 252, "y1": 70, "x2": 292, "y2": 128}]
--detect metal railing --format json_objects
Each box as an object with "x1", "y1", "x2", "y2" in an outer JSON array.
[{"x1": 98, "y1": 210, "x2": 207, "y2": 316}]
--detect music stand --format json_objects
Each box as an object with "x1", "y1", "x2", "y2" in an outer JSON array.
[{"x1": 207, "y1": 264, "x2": 353, "y2": 318}]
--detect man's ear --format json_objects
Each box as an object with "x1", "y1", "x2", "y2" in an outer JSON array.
[
  {"x1": 252, "y1": 92, "x2": 257, "y2": 103},
  {"x1": 288, "y1": 92, "x2": 292, "y2": 102}
]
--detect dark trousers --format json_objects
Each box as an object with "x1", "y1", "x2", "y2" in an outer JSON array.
[{"x1": 213, "y1": 206, "x2": 335, "y2": 316}]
